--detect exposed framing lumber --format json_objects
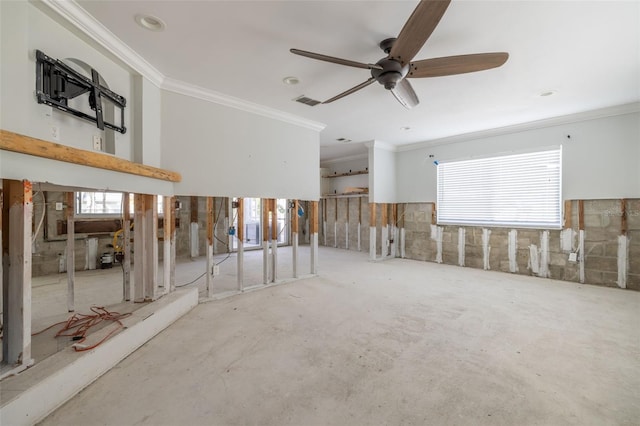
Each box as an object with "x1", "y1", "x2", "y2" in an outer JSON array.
[
  {"x1": 237, "y1": 198, "x2": 244, "y2": 291},
  {"x1": 310, "y1": 200, "x2": 318, "y2": 274},
  {"x1": 144, "y1": 194, "x2": 158, "y2": 301},
  {"x1": 206, "y1": 197, "x2": 214, "y2": 297},
  {"x1": 162, "y1": 196, "x2": 173, "y2": 295},
  {"x1": 2, "y1": 180, "x2": 33, "y2": 367},
  {"x1": 292, "y1": 200, "x2": 299, "y2": 278},
  {"x1": 133, "y1": 194, "x2": 146, "y2": 302},
  {"x1": 169, "y1": 196, "x2": 177, "y2": 292},
  {"x1": 122, "y1": 193, "x2": 132, "y2": 300},
  {"x1": 621, "y1": 199, "x2": 627, "y2": 236},
  {"x1": 0, "y1": 129, "x2": 181, "y2": 182},
  {"x1": 65, "y1": 192, "x2": 75, "y2": 312},
  {"x1": 564, "y1": 200, "x2": 572, "y2": 229},
  {"x1": 271, "y1": 199, "x2": 278, "y2": 282},
  {"x1": 578, "y1": 200, "x2": 585, "y2": 230},
  {"x1": 262, "y1": 198, "x2": 270, "y2": 284},
  {"x1": 431, "y1": 202, "x2": 437, "y2": 225},
  {"x1": 369, "y1": 203, "x2": 376, "y2": 261}
]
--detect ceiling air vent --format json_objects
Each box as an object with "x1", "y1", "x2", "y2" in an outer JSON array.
[{"x1": 293, "y1": 95, "x2": 321, "y2": 106}]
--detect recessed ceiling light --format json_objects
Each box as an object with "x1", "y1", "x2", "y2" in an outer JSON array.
[
  {"x1": 540, "y1": 90, "x2": 557, "y2": 97},
  {"x1": 336, "y1": 137, "x2": 352, "y2": 143},
  {"x1": 135, "y1": 14, "x2": 166, "y2": 31},
  {"x1": 401, "y1": 126, "x2": 411, "y2": 131},
  {"x1": 283, "y1": 76, "x2": 300, "y2": 85}
]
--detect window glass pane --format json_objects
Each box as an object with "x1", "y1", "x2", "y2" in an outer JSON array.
[{"x1": 436, "y1": 148, "x2": 562, "y2": 228}]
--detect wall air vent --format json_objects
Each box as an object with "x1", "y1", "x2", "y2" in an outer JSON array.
[{"x1": 293, "y1": 95, "x2": 321, "y2": 106}]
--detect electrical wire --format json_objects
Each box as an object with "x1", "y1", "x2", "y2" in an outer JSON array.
[
  {"x1": 31, "y1": 189, "x2": 47, "y2": 245},
  {"x1": 175, "y1": 271, "x2": 206, "y2": 288},
  {"x1": 31, "y1": 306, "x2": 131, "y2": 352}
]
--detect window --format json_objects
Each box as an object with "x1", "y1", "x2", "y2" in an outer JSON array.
[
  {"x1": 76, "y1": 192, "x2": 164, "y2": 216},
  {"x1": 436, "y1": 148, "x2": 562, "y2": 228}
]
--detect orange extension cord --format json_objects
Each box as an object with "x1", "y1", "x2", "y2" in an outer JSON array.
[{"x1": 32, "y1": 306, "x2": 131, "y2": 352}]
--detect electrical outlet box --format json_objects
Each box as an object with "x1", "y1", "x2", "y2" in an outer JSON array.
[
  {"x1": 213, "y1": 265, "x2": 220, "y2": 276},
  {"x1": 92, "y1": 135, "x2": 103, "y2": 151},
  {"x1": 231, "y1": 201, "x2": 239, "y2": 208},
  {"x1": 568, "y1": 252, "x2": 578, "y2": 262},
  {"x1": 55, "y1": 202, "x2": 63, "y2": 210}
]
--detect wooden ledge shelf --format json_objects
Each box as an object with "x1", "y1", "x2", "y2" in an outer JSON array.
[
  {"x1": 322, "y1": 193, "x2": 369, "y2": 199},
  {"x1": 0, "y1": 129, "x2": 181, "y2": 182},
  {"x1": 323, "y1": 170, "x2": 368, "y2": 178}
]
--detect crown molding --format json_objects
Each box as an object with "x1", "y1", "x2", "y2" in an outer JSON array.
[
  {"x1": 162, "y1": 78, "x2": 326, "y2": 132},
  {"x1": 39, "y1": 0, "x2": 165, "y2": 87},
  {"x1": 396, "y1": 102, "x2": 640, "y2": 152},
  {"x1": 38, "y1": 0, "x2": 326, "y2": 132}
]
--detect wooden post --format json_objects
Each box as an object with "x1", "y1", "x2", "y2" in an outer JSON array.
[
  {"x1": 381, "y1": 203, "x2": 389, "y2": 257},
  {"x1": 206, "y1": 197, "x2": 214, "y2": 298},
  {"x1": 262, "y1": 198, "x2": 270, "y2": 284},
  {"x1": 123, "y1": 193, "x2": 132, "y2": 300},
  {"x1": 237, "y1": 198, "x2": 244, "y2": 291},
  {"x1": 65, "y1": 192, "x2": 75, "y2": 312},
  {"x1": 322, "y1": 199, "x2": 327, "y2": 246},
  {"x1": 578, "y1": 200, "x2": 585, "y2": 283},
  {"x1": 369, "y1": 203, "x2": 376, "y2": 261},
  {"x1": 169, "y1": 197, "x2": 177, "y2": 292},
  {"x1": 310, "y1": 200, "x2": 319, "y2": 274},
  {"x1": 345, "y1": 198, "x2": 350, "y2": 250},
  {"x1": 564, "y1": 200, "x2": 572, "y2": 229},
  {"x1": 292, "y1": 200, "x2": 299, "y2": 278},
  {"x1": 163, "y1": 196, "x2": 172, "y2": 295},
  {"x1": 358, "y1": 197, "x2": 362, "y2": 251},
  {"x1": 391, "y1": 204, "x2": 398, "y2": 258},
  {"x1": 621, "y1": 199, "x2": 627, "y2": 236},
  {"x1": 2, "y1": 180, "x2": 33, "y2": 366},
  {"x1": 271, "y1": 199, "x2": 278, "y2": 282},
  {"x1": 431, "y1": 202, "x2": 437, "y2": 225},
  {"x1": 133, "y1": 194, "x2": 146, "y2": 302},
  {"x1": 334, "y1": 198, "x2": 338, "y2": 248},
  {"x1": 144, "y1": 194, "x2": 159, "y2": 301},
  {"x1": 399, "y1": 203, "x2": 406, "y2": 258}
]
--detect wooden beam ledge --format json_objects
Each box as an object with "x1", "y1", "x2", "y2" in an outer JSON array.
[{"x1": 1, "y1": 129, "x2": 181, "y2": 182}]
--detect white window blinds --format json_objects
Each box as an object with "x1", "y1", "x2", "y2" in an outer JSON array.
[{"x1": 437, "y1": 148, "x2": 562, "y2": 228}]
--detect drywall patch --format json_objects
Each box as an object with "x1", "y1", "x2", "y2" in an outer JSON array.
[
  {"x1": 560, "y1": 228, "x2": 576, "y2": 252},
  {"x1": 508, "y1": 230, "x2": 518, "y2": 273},
  {"x1": 482, "y1": 228, "x2": 491, "y2": 270},
  {"x1": 458, "y1": 227, "x2": 465, "y2": 266}
]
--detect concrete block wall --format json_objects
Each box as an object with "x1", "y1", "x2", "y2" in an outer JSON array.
[
  {"x1": 320, "y1": 197, "x2": 639, "y2": 291},
  {"x1": 402, "y1": 199, "x2": 638, "y2": 290},
  {"x1": 319, "y1": 196, "x2": 370, "y2": 252}
]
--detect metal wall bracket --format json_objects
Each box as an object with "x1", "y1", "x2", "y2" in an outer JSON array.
[{"x1": 35, "y1": 50, "x2": 127, "y2": 134}]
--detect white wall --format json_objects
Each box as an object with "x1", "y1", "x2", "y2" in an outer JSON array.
[
  {"x1": 367, "y1": 141, "x2": 397, "y2": 203},
  {"x1": 396, "y1": 111, "x2": 640, "y2": 202},
  {"x1": 161, "y1": 91, "x2": 320, "y2": 199},
  {"x1": 0, "y1": 1, "x2": 170, "y2": 194}
]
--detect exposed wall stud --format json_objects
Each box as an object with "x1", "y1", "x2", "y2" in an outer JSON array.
[
  {"x1": 123, "y1": 193, "x2": 132, "y2": 299},
  {"x1": 133, "y1": 194, "x2": 146, "y2": 302},
  {"x1": 369, "y1": 203, "x2": 376, "y2": 261},
  {"x1": 65, "y1": 192, "x2": 75, "y2": 312},
  {"x1": 271, "y1": 199, "x2": 278, "y2": 282},
  {"x1": 206, "y1": 197, "x2": 214, "y2": 297},
  {"x1": 237, "y1": 198, "x2": 244, "y2": 290},
  {"x1": 292, "y1": 199, "x2": 299, "y2": 278},
  {"x1": 310, "y1": 200, "x2": 318, "y2": 274}
]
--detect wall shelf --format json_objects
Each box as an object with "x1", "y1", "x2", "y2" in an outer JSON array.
[{"x1": 323, "y1": 170, "x2": 368, "y2": 179}]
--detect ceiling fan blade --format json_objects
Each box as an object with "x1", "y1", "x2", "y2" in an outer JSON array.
[
  {"x1": 389, "y1": 0, "x2": 452, "y2": 66},
  {"x1": 408, "y1": 52, "x2": 509, "y2": 78},
  {"x1": 323, "y1": 78, "x2": 376, "y2": 104},
  {"x1": 391, "y1": 79, "x2": 419, "y2": 109},
  {"x1": 290, "y1": 49, "x2": 382, "y2": 70}
]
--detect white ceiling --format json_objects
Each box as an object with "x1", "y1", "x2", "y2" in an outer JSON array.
[{"x1": 74, "y1": 0, "x2": 640, "y2": 161}]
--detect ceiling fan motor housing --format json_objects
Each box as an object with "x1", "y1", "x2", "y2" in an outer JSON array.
[{"x1": 371, "y1": 58, "x2": 409, "y2": 90}]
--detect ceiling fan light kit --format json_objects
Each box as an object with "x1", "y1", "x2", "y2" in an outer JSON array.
[{"x1": 290, "y1": 0, "x2": 508, "y2": 109}]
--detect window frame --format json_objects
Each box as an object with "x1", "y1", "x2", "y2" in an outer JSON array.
[{"x1": 436, "y1": 147, "x2": 563, "y2": 229}]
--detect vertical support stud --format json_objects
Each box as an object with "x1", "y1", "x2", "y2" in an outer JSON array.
[
  {"x1": 237, "y1": 198, "x2": 244, "y2": 291},
  {"x1": 206, "y1": 197, "x2": 214, "y2": 298},
  {"x1": 263, "y1": 198, "x2": 270, "y2": 284},
  {"x1": 310, "y1": 200, "x2": 319, "y2": 274},
  {"x1": 144, "y1": 194, "x2": 158, "y2": 301},
  {"x1": 369, "y1": 203, "x2": 376, "y2": 261},
  {"x1": 65, "y1": 192, "x2": 75, "y2": 312},
  {"x1": 271, "y1": 199, "x2": 278, "y2": 282},
  {"x1": 162, "y1": 195, "x2": 172, "y2": 295},
  {"x1": 133, "y1": 194, "x2": 146, "y2": 302},
  {"x1": 292, "y1": 199, "x2": 299, "y2": 278},
  {"x1": 123, "y1": 193, "x2": 132, "y2": 300}
]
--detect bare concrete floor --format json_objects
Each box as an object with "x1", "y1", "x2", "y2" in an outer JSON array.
[{"x1": 40, "y1": 247, "x2": 639, "y2": 426}]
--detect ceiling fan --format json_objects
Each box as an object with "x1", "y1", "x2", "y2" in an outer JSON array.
[{"x1": 290, "y1": 0, "x2": 508, "y2": 109}]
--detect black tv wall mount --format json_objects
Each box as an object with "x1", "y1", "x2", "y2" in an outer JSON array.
[{"x1": 35, "y1": 49, "x2": 127, "y2": 134}]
